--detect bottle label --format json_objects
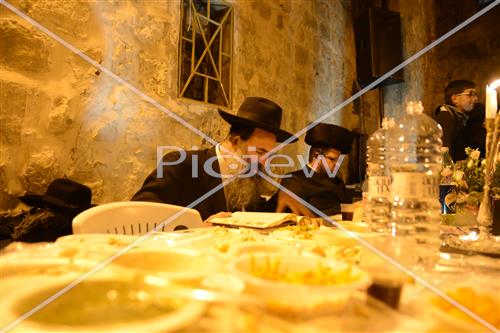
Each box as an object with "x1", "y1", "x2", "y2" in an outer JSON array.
[
  {"x1": 368, "y1": 176, "x2": 391, "y2": 198},
  {"x1": 391, "y1": 173, "x2": 439, "y2": 199}
]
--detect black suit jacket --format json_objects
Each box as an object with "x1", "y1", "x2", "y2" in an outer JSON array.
[
  {"x1": 435, "y1": 105, "x2": 467, "y2": 161},
  {"x1": 132, "y1": 147, "x2": 227, "y2": 220},
  {"x1": 280, "y1": 166, "x2": 347, "y2": 216}
]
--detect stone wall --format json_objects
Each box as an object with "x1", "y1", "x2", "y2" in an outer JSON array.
[
  {"x1": 380, "y1": 1, "x2": 499, "y2": 118},
  {"x1": 0, "y1": 0, "x2": 359, "y2": 210},
  {"x1": 381, "y1": 0, "x2": 437, "y2": 118},
  {"x1": 431, "y1": 2, "x2": 500, "y2": 109}
]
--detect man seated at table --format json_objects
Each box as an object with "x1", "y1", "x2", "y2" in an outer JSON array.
[
  {"x1": 278, "y1": 123, "x2": 354, "y2": 217},
  {"x1": 132, "y1": 96, "x2": 313, "y2": 220}
]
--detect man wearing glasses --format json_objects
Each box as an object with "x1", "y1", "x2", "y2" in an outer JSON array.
[
  {"x1": 277, "y1": 123, "x2": 354, "y2": 216},
  {"x1": 435, "y1": 80, "x2": 479, "y2": 161}
]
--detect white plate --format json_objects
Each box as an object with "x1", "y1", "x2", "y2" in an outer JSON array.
[
  {"x1": 110, "y1": 248, "x2": 222, "y2": 285},
  {"x1": 272, "y1": 226, "x2": 383, "y2": 247},
  {"x1": 56, "y1": 234, "x2": 136, "y2": 247},
  {"x1": 231, "y1": 241, "x2": 296, "y2": 257},
  {"x1": 1, "y1": 274, "x2": 206, "y2": 332},
  {"x1": 0, "y1": 255, "x2": 103, "y2": 278},
  {"x1": 139, "y1": 230, "x2": 214, "y2": 249}
]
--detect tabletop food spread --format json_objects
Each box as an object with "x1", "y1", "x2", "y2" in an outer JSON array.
[{"x1": 1, "y1": 222, "x2": 499, "y2": 332}]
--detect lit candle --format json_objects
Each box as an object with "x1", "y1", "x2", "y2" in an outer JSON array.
[{"x1": 486, "y1": 79, "x2": 500, "y2": 119}]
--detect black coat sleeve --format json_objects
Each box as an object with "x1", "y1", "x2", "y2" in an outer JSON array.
[
  {"x1": 131, "y1": 151, "x2": 188, "y2": 205},
  {"x1": 336, "y1": 177, "x2": 348, "y2": 203},
  {"x1": 436, "y1": 111, "x2": 458, "y2": 157},
  {"x1": 280, "y1": 175, "x2": 307, "y2": 199},
  {"x1": 262, "y1": 175, "x2": 305, "y2": 213}
]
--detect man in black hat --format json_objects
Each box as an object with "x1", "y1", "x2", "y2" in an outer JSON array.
[
  {"x1": 278, "y1": 123, "x2": 354, "y2": 216},
  {"x1": 0, "y1": 178, "x2": 94, "y2": 244},
  {"x1": 132, "y1": 97, "x2": 313, "y2": 220},
  {"x1": 18, "y1": 178, "x2": 94, "y2": 217}
]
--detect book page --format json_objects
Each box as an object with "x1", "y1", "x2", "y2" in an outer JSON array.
[{"x1": 210, "y1": 211, "x2": 298, "y2": 228}]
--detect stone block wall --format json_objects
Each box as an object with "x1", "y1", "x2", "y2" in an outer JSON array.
[
  {"x1": 381, "y1": 0, "x2": 437, "y2": 118},
  {"x1": 0, "y1": 0, "x2": 359, "y2": 210},
  {"x1": 431, "y1": 2, "x2": 500, "y2": 109},
  {"x1": 380, "y1": 1, "x2": 499, "y2": 118}
]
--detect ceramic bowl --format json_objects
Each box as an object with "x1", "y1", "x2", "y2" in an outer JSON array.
[
  {"x1": 231, "y1": 254, "x2": 371, "y2": 315},
  {"x1": 231, "y1": 241, "x2": 296, "y2": 257},
  {"x1": 1, "y1": 274, "x2": 205, "y2": 332},
  {"x1": 110, "y1": 248, "x2": 222, "y2": 285},
  {"x1": 428, "y1": 286, "x2": 499, "y2": 332},
  {"x1": 139, "y1": 230, "x2": 214, "y2": 249}
]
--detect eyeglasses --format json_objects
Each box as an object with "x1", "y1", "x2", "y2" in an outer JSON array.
[
  {"x1": 323, "y1": 155, "x2": 339, "y2": 163},
  {"x1": 455, "y1": 91, "x2": 478, "y2": 97}
]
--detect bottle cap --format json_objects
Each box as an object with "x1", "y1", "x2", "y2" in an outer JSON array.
[
  {"x1": 406, "y1": 101, "x2": 424, "y2": 115},
  {"x1": 381, "y1": 117, "x2": 395, "y2": 129}
]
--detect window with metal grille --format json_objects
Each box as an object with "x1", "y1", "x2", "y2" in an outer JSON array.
[{"x1": 179, "y1": 0, "x2": 233, "y2": 107}]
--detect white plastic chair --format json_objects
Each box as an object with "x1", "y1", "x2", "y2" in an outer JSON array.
[{"x1": 72, "y1": 201, "x2": 205, "y2": 235}]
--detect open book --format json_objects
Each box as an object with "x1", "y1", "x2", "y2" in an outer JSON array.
[{"x1": 210, "y1": 212, "x2": 304, "y2": 229}]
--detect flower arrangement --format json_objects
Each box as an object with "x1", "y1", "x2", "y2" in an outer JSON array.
[{"x1": 441, "y1": 148, "x2": 486, "y2": 213}]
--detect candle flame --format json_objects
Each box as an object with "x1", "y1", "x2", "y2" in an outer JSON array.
[
  {"x1": 490, "y1": 79, "x2": 500, "y2": 90},
  {"x1": 486, "y1": 81, "x2": 499, "y2": 119}
]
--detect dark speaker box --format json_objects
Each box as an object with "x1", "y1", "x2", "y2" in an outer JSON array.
[
  {"x1": 355, "y1": 7, "x2": 404, "y2": 88},
  {"x1": 347, "y1": 133, "x2": 368, "y2": 184}
]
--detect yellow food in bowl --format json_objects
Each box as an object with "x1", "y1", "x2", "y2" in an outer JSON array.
[
  {"x1": 279, "y1": 224, "x2": 318, "y2": 240},
  {"x1": 1, "y1": 275, "x2": 206, "y2": 332},
  {"x1": 432, "y1": 287, "x2": 499, "y2": 330},
  {"x1": 249, "y1": 256, "x2": 359, "y2": 285},
  {"x1": 232, "y1": 254, "x2": 371, "y2": 316},
  {"x1": 22, "y1": 281, "x2": 179, "y2": 326},
  {"x1": 233, "y1": 242, "x2": 291, "y2": 256}
]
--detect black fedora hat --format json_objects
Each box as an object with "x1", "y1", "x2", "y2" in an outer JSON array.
[
  {"x1": 218, "y1": 97, "x2": 298, "y2": 142},
  {"x1": 305, "y1": 123, "x2": 354, "y2": 154},
  {"x1": 19, "y1": 178, "x2": 94, "y2": 213}
]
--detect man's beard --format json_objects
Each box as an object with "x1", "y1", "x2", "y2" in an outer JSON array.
[
  {"x1": 315, "y1": 163, "x2": 330, "y2": 178},
  {"x1": 224, "y1": 172, "x2": 263, "y2": 212},
  {"x1": 220, "y1": 144, "x2": 278, "y2": 212}
]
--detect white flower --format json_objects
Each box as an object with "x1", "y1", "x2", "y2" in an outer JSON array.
[
  {"x1": 441, "y1": 167, "x2": 453, "y2": 177},
  {"x1": 453, "y1": 170, "x2": 464, "y2": 181},
  {"x1": 470, "y1": 149, "x2": 480, "y2": 160}
]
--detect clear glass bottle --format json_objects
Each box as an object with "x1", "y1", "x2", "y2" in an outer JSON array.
[
  {"x1": 364, "y1": 117, "x2": 395, "y2": 232},
  {"x1": 386, "y1": 101, "x2": 443, "y2": 269}
]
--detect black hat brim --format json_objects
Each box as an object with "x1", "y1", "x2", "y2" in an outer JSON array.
[
  {"x1": 19, "y1": 195, "x2": 94, "y2": 212},
  {"x1": 219, "y1": 110, "x2": 298, "y2": 143},
  {"x1": 18, "y1": 195, "x2": 46, "y2": 208},
  {"x1": 305, "y1": 124, "x2": 354, "y2": 154}
]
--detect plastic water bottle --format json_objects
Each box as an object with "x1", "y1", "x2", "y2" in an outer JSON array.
[
  {"x1": 364, "y1": 117, "x2": 395, "y2": 232},
  {"x1": 386, "y1": 101, "x2": 443, "y2": 268}
]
